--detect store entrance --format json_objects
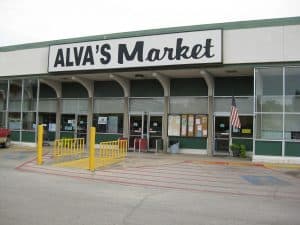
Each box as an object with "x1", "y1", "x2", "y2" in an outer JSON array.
[
  {"x1": 76, "y1": 115, "x2": 88, "y2": 140},
  {"x1": 61, "y1": 114, "x2": 88, "y2": 141},
  {"x1": 129, "y1": 113, "x2": 163, "y2": 151},
  {"x1": 214, "y1": 116, "x2": 230, "y2": 154}
]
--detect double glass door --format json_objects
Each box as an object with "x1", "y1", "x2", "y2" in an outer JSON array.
[
  {"x1": 129, "y1": 113, "x2": 162, "y2": 150},
  {"x1": 61, "y1": 114, "x2": 87, "y2": 141},
  {"x1": 214, "y1": 116, "x2": 230, "y2": 154}
]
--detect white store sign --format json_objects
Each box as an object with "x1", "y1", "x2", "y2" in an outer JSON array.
[{"x1": 48, "y1": 30, "x2": 222, "y2": 72}]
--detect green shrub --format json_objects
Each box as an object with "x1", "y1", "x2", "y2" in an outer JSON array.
[
  {"x1": 239, "y1": 144, "x2": 247, "y2": 158},
  {"x1": 230, "y1": 144, "x2": 240, "y2": 157}
]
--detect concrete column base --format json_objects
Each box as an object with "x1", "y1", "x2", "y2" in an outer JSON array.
[
  {"x1": 207, "y1": 95, "x2": 214, "y2": 156},
  {"x1": 87, "y1": 97, "x2": 93, "y2": 148},
  {"x1": 55, "y1": 97, "x2": 61, "y2": 139},
  {"x1": 163, "y1": 96, "x2": 169, "y2": 152},
  {"x1": 123, "y1": 97, "x2": 129, "y2": 138}
]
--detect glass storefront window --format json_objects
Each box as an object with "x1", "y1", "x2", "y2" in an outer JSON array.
[
  {"x1": 0, "y1": 81, "x2": 8, "y2": 127},
  {"x1": 22, "y1": 112, "x2": 36, "y2": 130},
  {"x1": 255, "y1": 67, "x2": 283, "y2": 113},
  {"x1": 61, "y1": 114, "x2": 75, "y2": 131},
  {"x1": 0, "y1": 112, "x2": 5, "y2": 127},
  {"x1": 232, "y1": 116, "x2": 253, "y2": 138},
  {"x1": 129, "y1": 98, "x2": 164, "y2": 113},
  {"x1": 214, "y1": 97, "x2": 253, "y2": 114},
  {"x1": 256, "y1": 114, "x2": 283, "y2": 140},
  {"x1": 170, "y1": 97, "x2": 208, "y2": 114},
  {"x1": 0, "y1": 81, "x2": 8, "y2": 111},
  {"x1": 8, "y1": 81, "x2": 22, "y2": 132},
  {"x1": 23, "y1": 80, "x2": 38, "y2": 112},
  {"x1": 257, "y1": 96, "x2": 283, "y2": 112},
  {"x1": 285, "y1": 96, "x2": 300, "y2": 113},
  {"x1": 285, "y1": 114, "x2": 300, "y2": 140},
  {"x1": 8, "y1": 79, "x2": 38, "y2": 132},
  {"x1": 255, "y1": 67, "x2": 283, "y2": 95},
  {"x1": 39, "y1": 113, "x2": 56, "y2": 131},
  {"x1": 8, "y1": 112, "x2": 21, "y2": 130},
  {"x1": 93, "y1": 114, "x2": 123, "y2": 134},
  {"x1": 9, "y1": 81, "x2": 22, "y2": 112},
  {"x1": 285, "y1": 67, "x2": 300, "y2": 112},
  {"x1": 38, "y1": 99, "x2": 57, "y2": 113},
  {"x1": 22, "y1": 80, "x2": 38, "y2": 142}
]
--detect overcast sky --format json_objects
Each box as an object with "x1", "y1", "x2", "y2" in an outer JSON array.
[{"x1": 0, "y1": 0, "x2": 299, "y2": 47}]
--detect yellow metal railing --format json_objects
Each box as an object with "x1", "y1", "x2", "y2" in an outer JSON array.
[
  {"x1": 50, "y1": 127, "x2": 127, "y2": 171},
  {"x1": 53, "y1": 138, "x2": 85, "y2": 159},
  {"x1": 87, "y1": 139, "x2": 128, "y2": 171},
  {"x1": 98, "y1": 140, "x2": 128, "y2": 159}
]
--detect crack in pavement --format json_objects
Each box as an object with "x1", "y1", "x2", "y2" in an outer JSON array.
[{"x1": 122, "y1": 191, "x2": 161, "y2": 225}]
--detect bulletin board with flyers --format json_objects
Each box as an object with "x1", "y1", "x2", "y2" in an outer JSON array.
[
  {"x1": 168, "y1": 114, "x2": 208, "y2": 137},
  {"x1": 167, "y1": 115, "x2": 181, "y2": 136}
]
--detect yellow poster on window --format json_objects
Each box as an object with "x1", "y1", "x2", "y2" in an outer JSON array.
[{"x1": 242, "y1": 129, "x2": 251, "y2": 134}]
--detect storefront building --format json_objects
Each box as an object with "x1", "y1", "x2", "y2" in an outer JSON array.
[{"x1": 0, "y1": 17, "x2": 300, "y2": 163}]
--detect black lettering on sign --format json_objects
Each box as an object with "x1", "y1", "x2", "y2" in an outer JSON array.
[
  {"x1": 74, "y1": 46, "x2": 84, "y2": 66},
  {"x1": 52, "y1": 36, "x2": 217, "y2": 69},
  {"x1": 203, "y1": 39, "x2": 215, "y2": 58},
  {"x1": 82, "y1": 46, "x2": 94, "y2": 65},
  {"x1": 191, "y1": 44, "x2": 203, "y2": 59},
  {"x1": 95, "y1": 45, "x2": 100, "y2": 53},
  {"x1": 145, "y1": 47, "x2": 177, "y2": 62},
  {"x1": 54, "y1": 49, "x2": 64, "y2": 67},
  {"x1": 118, "y1": 41, "x2": 144, "y2": 64},
  {"x1": 66, "y1": 48, "x2": 74, "y2": 66},
  {"x1": 100, "y1": 44, "x2": 111, "y2": 64},
  {"x1": 163, "y1": 47, "x2": 176, "y2": 60},
  {"x1": 175, "y1": 38, "x2": 190, "y2": 60},
  {"x1": 146, "y1": 48, "x2": 161, "y2": 62}
]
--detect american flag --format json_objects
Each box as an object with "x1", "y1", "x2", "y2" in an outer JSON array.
[{"x1": 230, "y1": 96, "x2": 241, "y2": 129}]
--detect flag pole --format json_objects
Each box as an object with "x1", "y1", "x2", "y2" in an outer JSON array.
[
  {"x1": 229, "y1": 122, "x2": 232, "y2": 156},
  {"x1": 229, "y1": 96, "x2": 241, "y2": 156},
  {"x1": 229, "y1": 96, "x2": 233, "y2": 156}
]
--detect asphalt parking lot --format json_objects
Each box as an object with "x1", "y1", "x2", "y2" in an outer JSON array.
[{"x1": 1, "y1": 148, "x2": 300, "y2": 225}]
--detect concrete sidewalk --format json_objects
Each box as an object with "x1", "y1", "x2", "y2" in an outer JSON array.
[
  {"x1": 111, "y1": 152, "x2": 300, "y2": 172},
  {"x1": 3, "y1": 146, "x2": 300, "y2": 225},
  {"x1": 7, "y1": 144, "x2": 300, "y2": 171}
]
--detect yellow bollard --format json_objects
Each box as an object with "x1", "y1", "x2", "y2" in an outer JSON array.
[
  {"x1": 89, "y1": 127, "x2": 96, "y2": 171},
  {"x1": 37, "y1": 124, "x2": 43, "y2": 165}
]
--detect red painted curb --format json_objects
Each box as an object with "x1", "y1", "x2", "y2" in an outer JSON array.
[{"x1": 184, "y1": 160, "x2": 265, "y2": 168}]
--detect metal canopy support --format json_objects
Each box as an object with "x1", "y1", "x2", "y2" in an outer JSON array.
[
  {"x1": 71, "y1": 77, "x2": 94, "y2": 98},
  {"x1": 40, "y1": 79, "x2": 62, "y2": 98},
  {"x1": 152, "y1": 72, "x2": 170, "y2": 152},
  {"x1": 110, "y1": 74, "x2": 130, "y2": 139},
  {"x1": 109, "y1": 74, "x2": 130, "y2": 97},
  {"x1": 152, "y1": 72, "x2": 170, "y2": 97},
  {"x1": 40, "y1": 79, "x2": 62, "y2": 140},
  {"x1": 200, "y1": 69, "x2": 215, "y2": 156},
  {"x1": 71, "y1": 77, "x2": 94, "y2": 147}
]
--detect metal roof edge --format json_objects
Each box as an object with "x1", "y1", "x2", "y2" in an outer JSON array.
[
  {"x1": 1, "y1": 61, "x2": 300, "y2": 79},
  {"x1": 1, "y1": 16, "x2": 300, "y2": 52}
]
